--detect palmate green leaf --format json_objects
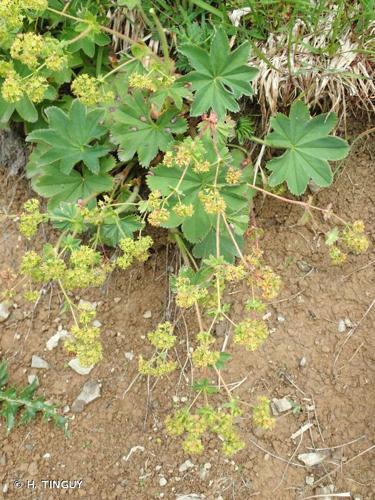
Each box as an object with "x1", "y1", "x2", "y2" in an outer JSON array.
[
  {"x1": 179, "y1": 28, "x2": 258, "y2": 118},
  {"x1": 111, "y1": 91, "x2": 187, "y2": 167},
  {"x1": 265, "y1": 101, "x2": 350, "y2": 195},
  {"x1": 97, "y1": 214, "x2": 143, "y2": 247},
  {"x1": 26, "y1": 100, "x2": 110, "y2": 175},
  {"x1": 147, "y1": 137, "x2": 254, "y2": 261},
  {"x1": 31, "y1": 158, "x2": 114, "y2": 210}
]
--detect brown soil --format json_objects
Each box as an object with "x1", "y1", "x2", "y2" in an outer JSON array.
[{"x1": 0, "y1": 121, "x2": 374, "y2": 500}]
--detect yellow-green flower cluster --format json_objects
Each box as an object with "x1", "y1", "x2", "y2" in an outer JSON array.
[
  {"x1": 223, "y1": 263, "x2": 247, "y2": 282},
  {"x1": 173, "y1": 203, "x2": 194, "y2": 218},
  {"x1": 0, "y1": 0, "x2": 47, "y2": 42},
  {"x1": 71, "y1": 74, "x2": 114, "y2": 106},
  {"x1": 175, "y1": 275, "x2": 208, "y2": 308},
  {"x1": 192, "y1": 329, "x2": 220, "y2": 368},
  {"x1": 62, "y1": 246, "x2": 108, "y2": 290},
  {"x1": 24, "y1": 75, "x2": 48, "y2": 103},
  {"x1": 258, "y1": 266, "x2": 281, "y2": 300},
  {"x1": 20, "y1": 251, "x2": 44, "y2": 282},
  {"x1": 225, "y1": 167, "x2": 242, "y2": 185},
  {"x1": 128, "y1": 72, "x2": 156, "y2": 92},
  {"x1": 199, "y1": 189, "x2": 226, "y2": 214},
  {"x1": 245, "y1": 298, "x2": 266, "y2": 313},
  {"x1": 163, "y1": 138, "x2": 209, "y2": 173},
  {"x1": 147, "y1": 322, "x2": 176, "y2": 350},
  {"x1": 341, "y1": 221, "x2": 369, "y2": 255},
  {"x1": 138, "y1": 356, "x2": 177, "y2": 377},
  {"x1": 252, "y1": 396, "x2": 275, "y2": 430},
  {"x1": 117, "y1": 236, "x2": 153, "y2": 270},
  {"x1": 148, "y1": 208, "x2": 169, "y2": 227},
  {"x1": 234, "y1": 319, "x2": 268, "y2": 351},
  {"x1": 65, "y1": 303, "x2": 102, "y2": 367},
  {"x1": 23, "y1": 289, "x2": 40, "y2": 302},
  {"x1": 0, "y1": 60, "x2": 13, "y2": 77},
  {"x1": 19, "y1": 198, "x2": 44, "y2": 239},
  {"x1": 165, "y1": 406, "x2": 245, "y2": 456},
  {"x1": 329, "y1": 245, "x2": 347, "y2": 265},
  {"x1": 1, "y1": 71, "x2": 24, "y2": 103},
  {"x1": 10, "y1": 33, "x2": 44, "y2": 68},
  {"x1": 192, "y1": 347, "x2": 220, "y2": 368}
]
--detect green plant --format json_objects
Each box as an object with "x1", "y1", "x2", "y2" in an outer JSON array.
[
  {"x1": 0, "y1": 1, "x2": 370, "y2": 457},
  {"x1": 0, "y1": 360, "x2": 66, "y2": 432}
]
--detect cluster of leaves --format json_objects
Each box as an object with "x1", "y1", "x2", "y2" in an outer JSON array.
[
  {"x1": 3, "y1": 1, "x2": 368, "y2": 456},
  {"x1": 0, "y1": 360, "x2": 66, "y2": 433}
]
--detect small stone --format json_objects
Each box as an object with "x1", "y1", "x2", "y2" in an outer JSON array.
[
  {"x1": 272, "y1": 397, "x2": 292, "y2": 413},
  {"x1": 277, "y1": 314, "x2": 285, "y2": 323},
  {"x1": 180, "y1": 396, "x2": 188, "y2": 403},
  {"x1": 31, "y1": 355, "x2": 50, "y2": 369},
  {"x1": 68, "y1": 358, "x2": 94, "y2": 375},
  {"x1": 262, "y1": 311, "x2": 272, "y2": 320},
  {"x1": 159, "y1": 477, "x2": 167, "y2": 487},
  {"x1": 297, "y1": 260, "x2": 313, "y2": 273},
  {"x1": 114, "y1": 297, "x2": 121, "y2": 304},
  {"x1": 46, "y1": 329, "x2": 70, "y2": 350},
  {"x1": 92, "y1": 320, "x2": 102, "y2": 328},
  {"x1": 298, "y1": 452, "x2": 327, "y2": 466},
  {"x1": 143, "y1": 310, "x2": 152, "y2": 319},
  {"x1": 43, "y1": 453, "x2": 51, "y2": 460},
  {"x1": 179, "y1": 460, "x2": 194, "y2": 473},
  {"x1": 316, "y1": 485, "x2": 335, "y2": 499},
  {"x1": 2, "y1": 483, "x2": 9, "y2": 494},
  {"x1": 0, "y1": 301, "x2": 11, "y2": 322},
  {"x1": 63, "y1": 405, "x2": 70, "y2": 414},
  {"x1": 344, "y1": 318, "x2": 354, "y2": 328},
  {"x1": 338, "y1": 319, "x2": 346, "y2": 333},
  {"x1": 71, "y1": 380, "x2": 101, "y2": 413},
  {"x1": 28, "y1": 462, "x2": 38, "y2": 475},
  {"x1": 299, "y1": 356, "x2": 307, "y2": 368},
  {"x1": 78, "y1": 299, "x2": 97, "y2": 310},
  {"x1": 199, "y1": 464, "x2": 209, "y2": 480},
  {"x1": 125, "y1": 352, "x2": 134, "y2": 361},
  {"x1": 204, "y1": 463, "x2": 211, "y2": 470},
  {"x1": 305, "y1": 475, "x2": 314, "y2": 486},
  {"x1": 27, "y1": 374, "x2": 39, "y2": 386}
]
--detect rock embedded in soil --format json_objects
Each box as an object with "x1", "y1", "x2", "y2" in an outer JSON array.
[
  {"x1": 338, "y1": 319, "x2": 346, "y2": 333},
  {"x1": 31, "y1": 355, "x2": 50, "y2": 369},
  {"x1": 46, "y1": 328, "x2": 70, "y2": 350},
  {"x1": 27, "y1": 374, "x2": 39, "y2": 386},
  {"x1": 159, "y1": 477, "x2": 167, "y2": 487},
  {"x1": 272, "y1": 397, "x2": 292, "y2": 414},
  {"x1": 143, "y1": 310, "x2": 152, "y2": 319},
  {"x1": 179, "y1": 460, "x2": 194, "y2": 473},
  {"x1": 68, "y1": 358, "x2": 94, "y2": 375},
  {"x1": 299, "y1": 356, "x2": 307, "y2": 367},
  {"x1": 298, "y1": 452, "x2": 327, "y2": 466},
  {"x1": 71, "y1": 380, "x2": 101, "y2": 413},
  {"x1": 0, "y1": 301, "x2": 11, "y2": 322}
]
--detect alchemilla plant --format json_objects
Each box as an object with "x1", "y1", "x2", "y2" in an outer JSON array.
[{"x1": 0, "y1": 1, "x2": 369, "y2": 451}]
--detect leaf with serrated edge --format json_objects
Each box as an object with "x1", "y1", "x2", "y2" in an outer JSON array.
[
  {"x1": 265, "y1": 101, "x2": 349, "y2": 195},
  {"x1": 111, "y1": 91, "x2": 187, "y2": 167},
  {"x1": 179, "y1": 28, "x2": 258, "y2": 118}
]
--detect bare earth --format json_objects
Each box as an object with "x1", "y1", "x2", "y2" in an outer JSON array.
[{"x1": 0, "y1": 119, "x2": 374, "y2": 499}]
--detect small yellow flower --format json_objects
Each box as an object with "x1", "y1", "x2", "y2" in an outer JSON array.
[
  {"x1": 24, "y1": 76, "x2": 48, "y2": 103},
  {"x1": 225, "y1": 167, "x2": 241, "y2": 184},
  {"x1": 173, "y1": 203, "x2": 194, "y2": 218},
  {"x1": 1, "y1": 72, "x2": 24, "y2": 103},
  {"x1": 252, "y1": 396, "x2": 275, "y2": 430},
  {"x1": 234, "y1": 319, "x2": 268, "y2": 351}
]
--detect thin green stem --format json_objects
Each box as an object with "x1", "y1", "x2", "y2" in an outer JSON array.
[{"x1": 149, "y1": 8, "x2": 173, "y2": 70}]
